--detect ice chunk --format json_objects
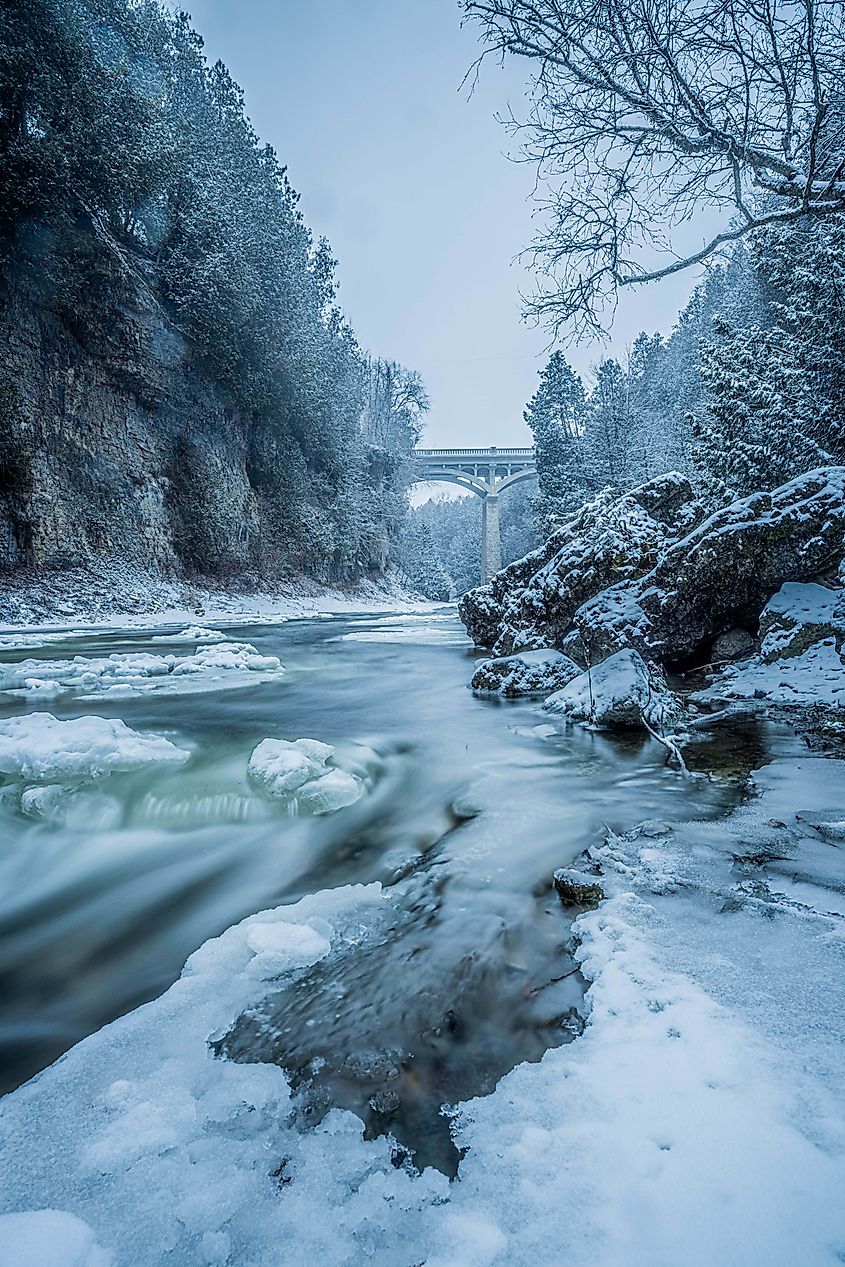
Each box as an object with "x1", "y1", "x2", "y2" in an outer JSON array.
[
  {"x1": 247, "y1": 737, "x2": 364, "y2": 814},
  {"x1": 296, "y1": 768, "x2": 364, "y2": 815},
  {"x1": 0, "y1": 714, "x2": 190, "y2": 783},
  {"x1": 245, "y1": 921, "x2": 332, "y2": 978},
  {"x1": 150, "y1": 626, "x2": 228, "y2": 644},
  {"x1": 0, "y1": 1210, "x2": 113, "y2": 1267},
  {"x1": 0, "y1": 642, "x2": 283, "y2": 700},
  {"x1": 247, "y1": 740, "x2": 316, "y2": 794}
]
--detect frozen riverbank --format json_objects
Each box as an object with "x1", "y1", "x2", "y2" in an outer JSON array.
[
  {"x1": 0, "y1": 609, "x2": 843, "y2": 1266},
  {"x1": 1, "y1": 737, "x2": 844, "y2": 1266},
  {"x1": 0, "y1": 565, "x2": 430, "y2": 633}
]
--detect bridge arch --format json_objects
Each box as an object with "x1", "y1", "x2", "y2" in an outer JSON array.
[{"x1": 411, "y1": 447, "x2": 537, "y2": 582}]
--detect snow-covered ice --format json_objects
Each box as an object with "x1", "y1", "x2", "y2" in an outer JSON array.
[
  {"x1": 248, "y1": 738, "x2": 364, "y2": 814},
  {"x1": 0, "y1": 1209, "x2": 113, "y2": 1267},
  {"x1": 0, "y1": 713, "x2": 189, "y2": 783},
  {"x1": 0, "y1": 642, "x2": 284, "y2": 700},
  {"x1": 149, "y1": 626, "x2": 228, "y2": 644},
  {"x1": 2, "y1": 751, "x2": 845, "y2": 1265}
]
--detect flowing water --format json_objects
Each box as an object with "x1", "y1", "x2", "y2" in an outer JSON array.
[{"x1": 0, "y1": 607, "x2": 781, "y2": 1172}]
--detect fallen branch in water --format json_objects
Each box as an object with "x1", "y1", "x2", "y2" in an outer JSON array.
[{"x1": 643, "y1": 718, "x2": 693, "y2": 778}]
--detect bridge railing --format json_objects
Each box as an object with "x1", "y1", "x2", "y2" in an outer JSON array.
[{"x1": 414, "y1": 447, "x2": 534, "y2": 457}]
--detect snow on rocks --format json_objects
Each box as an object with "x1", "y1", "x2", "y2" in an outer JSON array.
[
  {"x1": 543, "y1": 648, "x2": 682, "y2": 732},
  {"x1": 0, "y1": 713, "x2": 189, "y2": 783},
  {"x1": 0, "y1": 641, "x2": 283, "y2": 700},
  {"x1": 460, "y1": 468, "x2": 845, "y2": 688},
  {"x1": 695, "y1": 582, "x2": 845, "y2": 710},
  {"x1": 470, "y1": 649, "x2": 581, "y2": 697},
  {"x1": 248, "y1": 738, "x2": 364, "y2": 814},
  {"x1": 759, "y1": 582, "x2": 845, "y2": 663},
  {"x1": 459, "y1": 472, "x2": 699, "y2": 655}
]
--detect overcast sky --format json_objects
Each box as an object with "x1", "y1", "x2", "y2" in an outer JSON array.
[{"x1": 186, "y1": 0, "x2": 706, "y2": 448}]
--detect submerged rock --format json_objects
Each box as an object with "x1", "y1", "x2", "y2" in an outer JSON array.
[
  {"x1": 553, "y1": 868, "x2": 605, "y2": 908},
  {"x1": 470, "y1": 649, "x2": 580, "y2": 697},
  {"x1": 543, "y1": 649, "x2": 682, "y2": 733}
]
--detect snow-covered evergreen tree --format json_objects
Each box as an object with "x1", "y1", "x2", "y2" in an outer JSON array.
[{"x1": 524, "y1": 352, "x2": 587, "y2": 531}]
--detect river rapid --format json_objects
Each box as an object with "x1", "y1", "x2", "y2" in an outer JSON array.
[{"x1": 0, "y1": 606, "x2": 790, "y2": 1172}]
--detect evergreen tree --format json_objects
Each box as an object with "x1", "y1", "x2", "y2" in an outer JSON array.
[
  {"x1": 692, "y1": 318, "x2": 833, "y2": 501},
  {"x1": 582, "y1": 358, "x2": 635, "y2": 492},
  {"x1": 524, "y1": 352, "x2": 586, "y2": 531}
]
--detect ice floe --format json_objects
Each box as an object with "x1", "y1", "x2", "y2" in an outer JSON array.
[
  {"x1": 0, "y1": 713, "x2": 189, "y2": 783},
  {"x1": 0, "y1": 642, "x2": 283, "y2": 700}
]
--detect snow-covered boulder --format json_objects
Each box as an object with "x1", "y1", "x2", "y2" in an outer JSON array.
[
  {"x1": 0, "y1": 713, "x2": 190, "y2": 783},
  {"x1": 759, "y1": 583, "x2": 845, "y2": 663},
  {"x1": 603, "y1": 467, "x2": 845, "y2": 666},
  {"x1": 248, "y1": 737, "x2": 364, "y2": 814},
  {"x1": 459, "y1": 473, "x2": 699, "y2": 655},
  {"x1": 470, "y1": 649, "x2": 581, "y2": 697},
  {"x1": 543, "y1": 649, "x2": 682, "y2": 732}
]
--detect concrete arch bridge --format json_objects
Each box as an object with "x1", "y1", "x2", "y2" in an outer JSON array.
[{"x1": 412, "y1": 447, "x2": 536, "y2": 582}]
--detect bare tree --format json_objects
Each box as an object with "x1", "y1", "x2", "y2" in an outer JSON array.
[
  {"x1": 361, "y1": 358, "x2": 429, "y2": 451},
  {"x1": 463, "y1": 0, "x2": 845, "y2": 335}
]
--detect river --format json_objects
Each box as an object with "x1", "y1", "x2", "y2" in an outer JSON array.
[{"x1": 0, "y1": 606, "x2": 783, "y2": 1172}]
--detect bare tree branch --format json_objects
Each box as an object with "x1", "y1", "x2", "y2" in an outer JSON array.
[{"x1": 463, "y1": 0, "x2": 845, "y2": 335}]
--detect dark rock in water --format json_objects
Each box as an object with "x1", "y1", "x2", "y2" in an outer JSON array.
[
  {"x1": 711, "y1": 628, "x2": 756, "y2": 662},
  {"x1": 553, "y1": 868, "x2": 605, "y2": 908},
  {"x1": 471, "y1": 649, "x2": 580, "y2": 697}
]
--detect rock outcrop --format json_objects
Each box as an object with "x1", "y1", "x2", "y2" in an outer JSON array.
[
  {"x1": 462, "y1": 468, "x2": 845, "y2": 674},
  {"x1": 459, "y1": 473, "x2": 699, "y2": 655}
]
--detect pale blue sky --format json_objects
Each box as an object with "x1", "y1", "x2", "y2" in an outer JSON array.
[{"x1": 185, "y1": 0, "x2": 704, "y2": 447}]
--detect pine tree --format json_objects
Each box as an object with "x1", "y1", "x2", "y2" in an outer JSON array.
[
  {"x1": 524, "y1": 351, "x2": 587, "y2": 531},
  {"x1": 692, "y1": 317, "x2": 833, "y2": 501},
  {"x1": 582, "y1": 358, "x2": 635, "y2": 492}
]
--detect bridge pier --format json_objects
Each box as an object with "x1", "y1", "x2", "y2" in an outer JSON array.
[{"x1": 480, "y1": 493, "x2": 501, "y2": 583}]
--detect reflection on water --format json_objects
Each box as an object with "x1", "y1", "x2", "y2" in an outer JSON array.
[{"x1": 0, "y1": 609, "x2": 791, "y2": 1168}]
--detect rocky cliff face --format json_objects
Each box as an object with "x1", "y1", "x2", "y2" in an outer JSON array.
[{"x1": 0, "y1": 280, "x2": 275, "y2": 582}]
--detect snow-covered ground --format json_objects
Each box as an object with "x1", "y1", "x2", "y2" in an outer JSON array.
[
  {"x1": 0, "y1": 567, "x2": 433, "y2": 635},
  {"x1": 2, "y1": 745, "x2": 844, "y2": 1265}
]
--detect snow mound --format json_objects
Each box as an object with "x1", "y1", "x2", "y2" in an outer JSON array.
[
  {"x1": 0, "y1": 714, "x2": 190, "y2": 783},
  {"x1": 0, "y1": 642, "x2": 283, "y2": 700},
  {"x1": 248, "y1": 738, "x2": 364, "y2": 814},
  {"x1": 0, "y1": 1210, "x2": 113, "y2": 1267},
  {"x1": 543, "y1": 648, "x2": 681, "y2": 731}
]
